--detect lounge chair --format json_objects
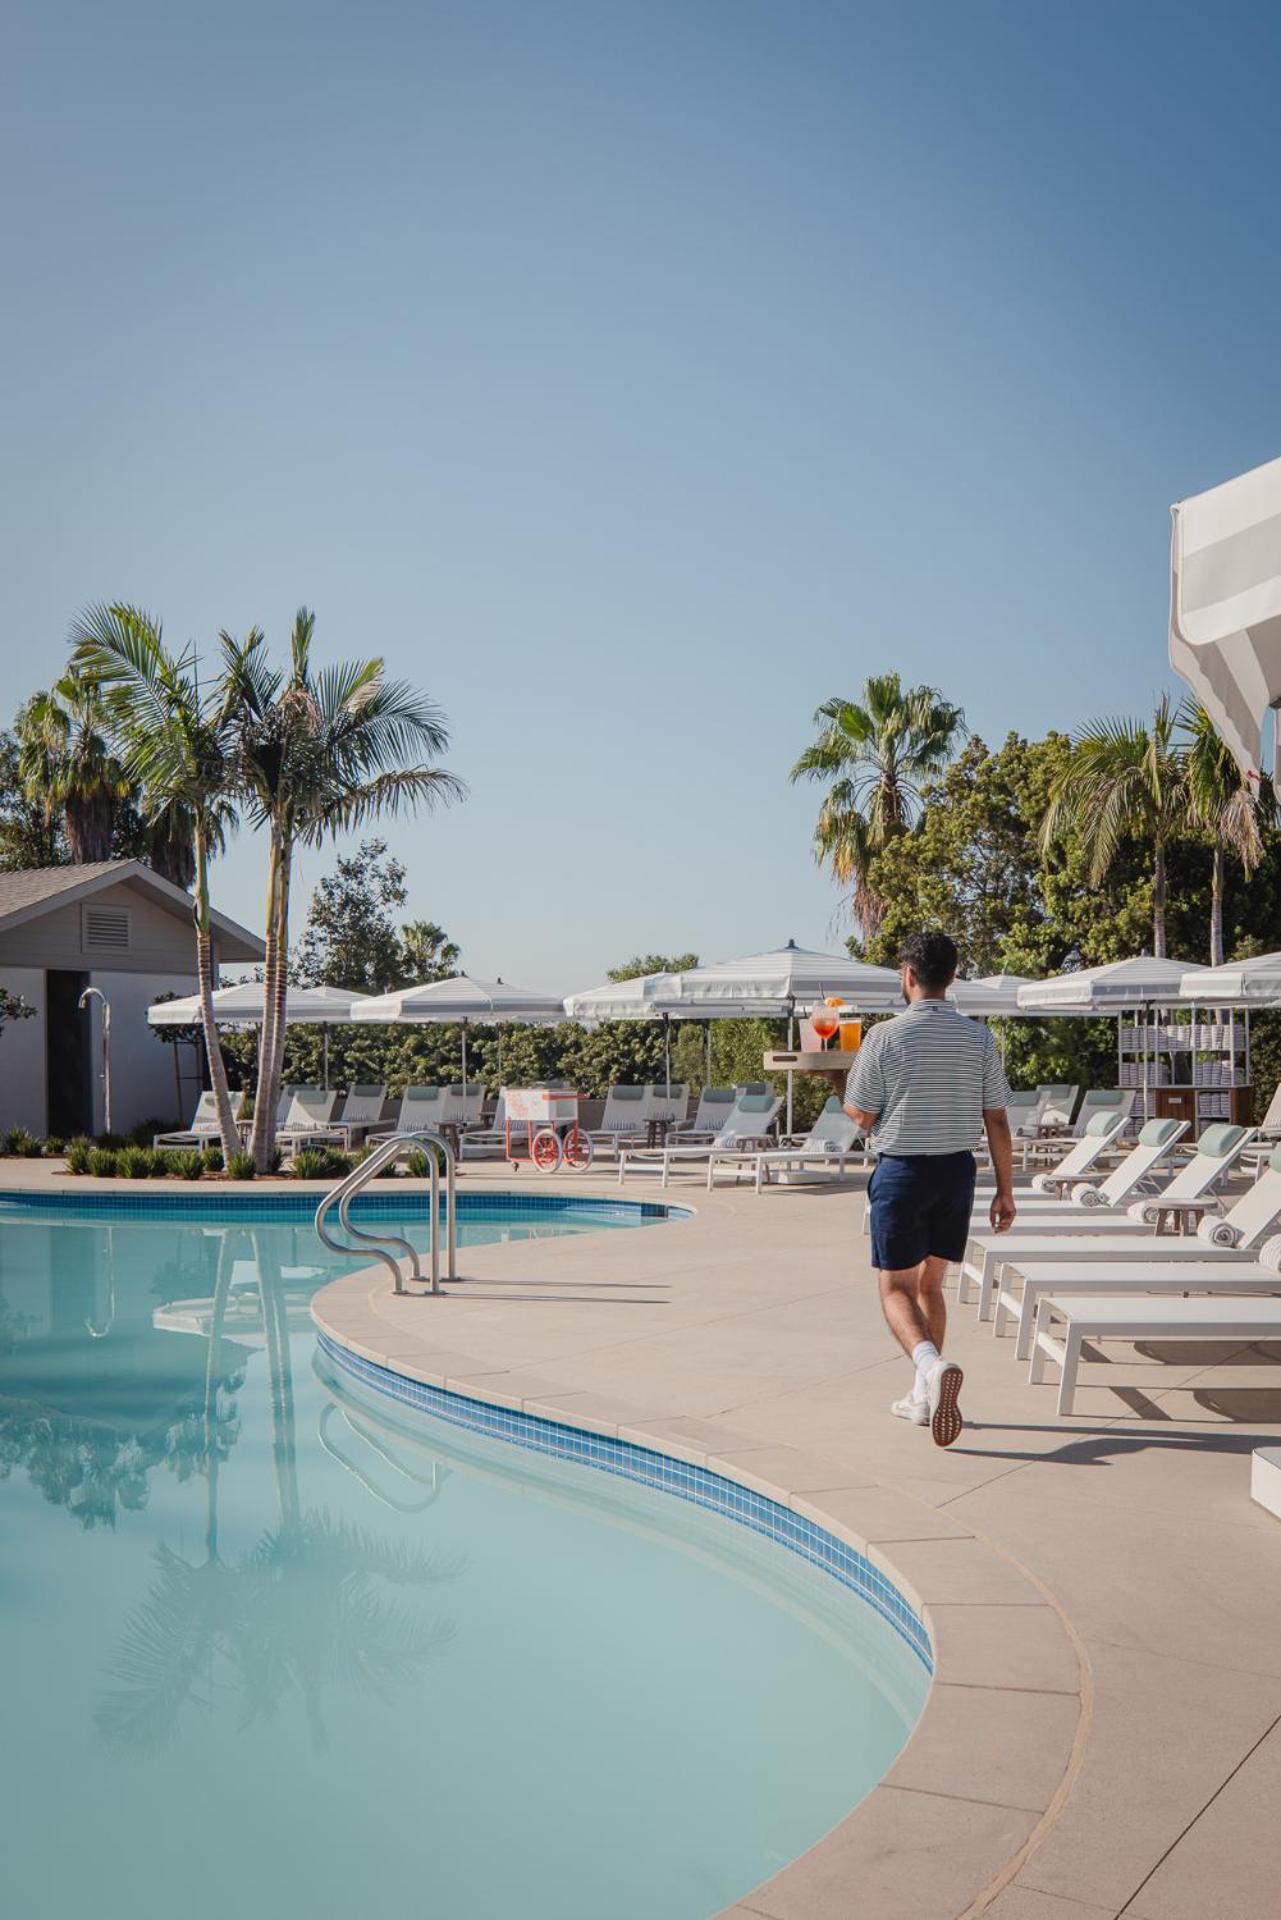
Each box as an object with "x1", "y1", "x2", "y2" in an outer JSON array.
[
  {"x1": 1030, "y1": 1291, "x2": 1281, "y2": 1416},
  {"x1": 1020, "y1": 1088, "x2": 1138, "y2": 1167},
  {"x1": 368, "y1": 1086, "x2": 447, "y2": 1143},
  {"x1": 440, "y1": 1084, "x2": 485, "y2": 1132},
  {"x1": 275, "y1": 1088, "x2": 340, "y2": 1149},
  {"x1": 154, "y1": 1089, "x2": 246, "y2": 1148},
  {"x1": 1036, "y1": 1084, "x2": 1081, "y2": 1130},
  {"x1": 646, "y1": 1084, "x2": 690, "y2": 1132},
  {"x1": 706, "y1": 1098, "x2": 864, "y2": 1192},
  {"x1": 618, "y1": 1093, "x2": 782, "y2": 1189},
  {"x1": 992, "y1": 1148, "x2": 1281, "y2": 1355},
  {"x1": 673, "y1": 1087, "x2": 739, "y2": 1141},
  {"x1": 460, "y1": 1090, "x2": 513, "y2": 1160},
  {"x1": 959, "y1": 1123, "x2": 1253, "y2": 1317},
  {"x1": 293, "y1": 1084, "x2": 388, "y2": 1149},
  {"x1": 581, "y1": 1084, "x2": 653, "y2": 1158},
  {"x1": 1027, "y1": 1110, "x2": 1133, "y2": 1196}
]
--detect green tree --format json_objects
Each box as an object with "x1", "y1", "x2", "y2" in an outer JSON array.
[
  {"x1": 400, "y1": 919, "x2": 460, "y2": 984},
  {"x1": 14, "y1": 670, "x2": 130, "y2": 863},
  {"x1": 1040, "y1": 697, "x2": 1189, "y2": 959},
  {"x1": 71, "y1": 605, "x2": 243, "y2": 1157},
  {"x1": 294, "y1": 839, "x2": 412, "y2": 993},
  {"x1": 606, "y1": 952, "x2": 699, "y2": 982},
  {"x1": 790, "y1": 674, "x2": 966, "y2": 940},
  {"x1": 0, "y1": 730, "x2": 63, "y2": 868},
  {"x1": 220, "y1": 609, "x2": 465, "y2": 1169},
  {"x1": 1181, "y1": 701, "x2": 1271, "y2": 967},
  {"x1": 0, "y1": 985, "x2": 36, "y2": 1041}
]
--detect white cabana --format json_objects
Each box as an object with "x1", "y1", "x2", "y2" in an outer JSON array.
[
  {"x1": 1178, "y1": 955, "x2": 1281, "y2": 1007},
  {"x1": 355, "y1": 974, "x2": 566, "y2": 1088},
  {"x1": 667, "y1": 940, "x2": 902, "y2": 1016},
  {"x1": 1016, "y1": 956, "x2": 1202, "y2": 1013},
  {"x1": 1170, "y1": 454, "x2": 1281, "y2": 775}
]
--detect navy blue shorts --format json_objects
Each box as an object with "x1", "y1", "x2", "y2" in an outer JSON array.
[{"x1": 868, "y1": 1151, "x2": 977, "y2": 1270}]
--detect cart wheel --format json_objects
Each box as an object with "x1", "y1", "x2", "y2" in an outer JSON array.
[
  {"x1": 561, "y1": 1127, "x2": 593, "y2": 1172},
  {"x1": 531, "y1": 1128, "x2": 562, "y2": 1172}
]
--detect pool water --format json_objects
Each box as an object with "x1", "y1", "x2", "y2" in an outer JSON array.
[{"x1": 0, "y1": 1201, "x2": 928, "y2": 1920}]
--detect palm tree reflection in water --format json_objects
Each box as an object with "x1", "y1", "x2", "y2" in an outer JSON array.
[{"x1": 95, "y1": 1229, "x2": 458, "y2": 1755}]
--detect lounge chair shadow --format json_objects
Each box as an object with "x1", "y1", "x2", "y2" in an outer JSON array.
[{"x1": 949, "y1": 1423, "x2": 1272, "y2": 1465}]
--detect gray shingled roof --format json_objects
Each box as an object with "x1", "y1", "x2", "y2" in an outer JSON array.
[{"x1": 0, "y1": 860, "x2": 264, "y2": 959}]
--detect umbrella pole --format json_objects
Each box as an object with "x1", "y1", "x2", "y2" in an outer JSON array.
[
  {"x1": 461, "y1": 1022, "x2": 468, "y2": 1093},
  {"x1": 705, "y1": 1022, "x2": 712, "y2": 1090},
  {"x1": 664, "y1": 1015, "x2": 671, "y2": 1096},
  {"x1": 323, "y1": 1028, "x2": 329, "y2": 1091}
]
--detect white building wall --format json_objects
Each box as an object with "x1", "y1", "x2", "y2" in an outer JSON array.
[
  {"x1": 0, "y1": 968, "x2": 47, "y2": 1135},
  {"x1": 86, "y1": 970, "x2": 201, "y2": 1136}
]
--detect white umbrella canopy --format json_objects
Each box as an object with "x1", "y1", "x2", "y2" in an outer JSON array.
[
  {"x1": 1178, "y1": 954, "x2": 1281, "y2": 1006},
  {"x1": 562, "y1": 973, "x2": 682, "y2": 1023},
  {"x1": 1170, "y1": 454, "x2": 1281, "y2": 776},
  {"x1": 948, "y1": 974, "x2": 1037, "y2": 1016},
  {"x1": 148, "y1": 982, "x2": 371, "y2": 1027},
  {"x1": 667, "y1": 940, "x2": 902, "y2": 1015},
  {"x1": 1016, "y1": 955, "x2": 1201, "y2": 1012},
  {"x1": 355, "y1": 975, "x2": 566, "y2": 1024}
]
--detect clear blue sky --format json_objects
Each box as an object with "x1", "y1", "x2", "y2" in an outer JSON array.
[{"x1": 3, "y1": 1, "x2": 1280, "y2": 989}]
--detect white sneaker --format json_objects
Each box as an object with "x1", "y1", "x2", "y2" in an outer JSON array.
[
  {"x1": 925, "y1": 1359, "x2": 964, "y2": 1448},
  {"x1": 891, "y1": 1394, "x2": 929, "y2": 1426}
]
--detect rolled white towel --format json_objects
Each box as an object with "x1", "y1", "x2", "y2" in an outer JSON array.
[
  {"x1": 1127, "y1": 1198, "x2": 1160, "y2": 1224},
  {"x1": 1197, "y1": 1215, "x2": 1240, "y2": 1248},
  {"x1": 1071, "y1": 1183, "x2": 1105, "y2": 1209},
  {"x1": 1030, "y1": 1171, "x2": 1053, "y2": 1195},
  {"x1": 1259, "y1": 1234, "x2": 1281, "y2": 1274}
]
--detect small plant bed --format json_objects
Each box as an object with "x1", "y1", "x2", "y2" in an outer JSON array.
[{"x1": 58, "y1": 1137, "x2": 285, "y2": 1180}]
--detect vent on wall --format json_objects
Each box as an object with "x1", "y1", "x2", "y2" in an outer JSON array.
[{"x1": 82, "y1": 905, "x2": 131, "y2": 953}]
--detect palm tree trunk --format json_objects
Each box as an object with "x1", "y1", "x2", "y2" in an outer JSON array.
[
  {"x1": 193, "y1": 827, "x2": 241, "y2": 1160},
  {"x1": 1209, "y1": 845, "x2": 1226, "y2": 968},
  {"x1": 1152, "y1": 842, "x2": 1168, "y2": 959},
  {"x1": 250, "y1": 834, "x2": 284, "y2": 1170},
  {"x1": 266, "y1": 839, "x2": 294, "y2": 1152}
]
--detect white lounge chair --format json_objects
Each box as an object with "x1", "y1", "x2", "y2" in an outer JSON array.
[
  {"x1": 154, "y1": 1089, "x2": 246, "y2": 1149},
  {"x1": 647, "y1": 1084, "x2": 690, "y2": 1132},
  {"x1": 673, "y1": 1087, "x2": 739, "y2": 1141},
  {"x1": 296, "y1": 1084, "x2": 388, "y2": 1149},
  {"x1": 993, "y1": 1150, "x2": 1281, "y2": 1356},
  {"x1": 967, "y1": 1117, "x2": 1188, "y2": 1232},
  {"x1": 1036, "y1": 1083, "x2": 1081, "y2": 1130},
  {"x1": 460, "y1": 1090, "x2": 513, "y2": 1160},
  {"x1": 706, "y1": 1098, "x2": 864, "y2": 1192},
  {"x1": 581, "y1": 1084, "x2": 653, "y2": 1158},
  {"x1": 440, "y1": 1084, "x2": 485, "y2": 1132},
  {"x1": 367, "y1": 1085, "x2": 449, "y2": 1146},
  {"x1": 1020, "y1": 1088, "x2": 1137, "y2": 1167},
  {"x1": 275, "y1": 1088, "x2": 340, "y2": 1149},
  {"x1": 1029, "y1": 1292, "x2": 1281, "y2": 1416},
  {"x1": 1027, "y1": 1110, "x2": 1133, "y2": 1196},
  {"x1": 618, "y1": 1093, "x2": 782, "y2": 1189},
  {"x1": 960, "y1": 1123, "x2": 1253, "y2": 1316}
]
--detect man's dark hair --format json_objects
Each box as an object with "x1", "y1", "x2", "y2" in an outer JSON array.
[{"x1": 899, "y1": 930, "x2": 959, "y2": 991}]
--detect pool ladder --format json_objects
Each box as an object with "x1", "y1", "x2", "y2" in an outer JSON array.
[{"x1": 315, "y1": 1129, "x2": 457, "y2": 1296}]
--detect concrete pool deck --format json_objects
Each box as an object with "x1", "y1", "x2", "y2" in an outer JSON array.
[{"x1": 8, "y1": 1160, "x2": 1281, "y2": 1917}]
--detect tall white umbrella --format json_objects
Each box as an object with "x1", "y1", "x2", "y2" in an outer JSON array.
[
  {"x1": 1178, "y1": 955, "x2": 1281, "y2": 1006},
  {"x1": 354, "y1": 975, "x2": 565, "y2": 1088},
  {"x1": 563, "y1": 973, "x2": 683, "y2": 1092},
  {"x1": 1018, "y1": 956, "x2": 1205, "y2": 1119},
  {"x1": 667, "y1": 940, "x2": 902, "y2": 1016},
  {"x1": 1170, "y1": 454, "x2": 1281, "y2": 776},
  {"x1": 948, "y1": 973, "x2": 1036, "y2": 1016},
  {"x1": 147, "y1": 982, "x2": 372, "y2": 1088}
]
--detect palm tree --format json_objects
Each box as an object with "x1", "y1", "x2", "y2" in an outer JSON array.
[
  {"x1": 15, "y1": 670, "x2": 130, "y2": 861},
  {"x1": 399, "y1": 919, "x2": 460, "y2": 984},
  {"x1": 221, "y1": 609, "x2": 465, "y2": 1169},
  {"x1": 1040, "y1": 696, "x2": 1189, "y2": 959},
  {"x1": 1181, "y1": 701, "x2": 1272, "y2": 966},
  {"x1": 789, "y1": 674, "x2": 966, "y2": 940},
  {"x1": 71, "y1": 605, "x2": 243, "y2": 1158}
]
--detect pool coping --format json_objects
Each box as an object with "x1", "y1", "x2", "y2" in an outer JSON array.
[
  {"x1": 302, "y1": 1181, "x2": 1088, "y2": 1920},
  {"x1": 0, "y1": 1161, "x2": 1088, "y2": 1915}
]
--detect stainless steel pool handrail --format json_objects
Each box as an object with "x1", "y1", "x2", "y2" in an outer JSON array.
[{"x1": 314, "y1": 1129, "x2": 457, "y2": 1296}]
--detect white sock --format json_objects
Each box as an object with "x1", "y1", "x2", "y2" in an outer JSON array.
[{"x1": 911, "y1": 1340, "x2": 940, "y2": 1401}]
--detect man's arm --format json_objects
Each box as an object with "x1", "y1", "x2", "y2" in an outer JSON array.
[
  {"x1": 843, "y1": 1040, "x2": 884, "y2": 1137},
  {"x1": 983, "y1": 1107, "x2": 1016, "y2": 1231}
]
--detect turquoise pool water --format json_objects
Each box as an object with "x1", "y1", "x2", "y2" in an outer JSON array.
[{"x1": 0, "y1": 1198, "x2": 928, "y2": 1919}]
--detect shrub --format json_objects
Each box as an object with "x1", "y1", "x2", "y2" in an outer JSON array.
[
  {"x1": 150, "y1": 1149, "x2": 175, "y2": 1177},
  {"x1": 201, "y1": 1146, "x2": 225, "y2": 1175},
  {"x1": 43, "y1": 1135, "x2": 66, "y2": 1158},
  {"x1": 292, "y1": 1146, "x2": 354, "y2": 1180},
  {"x1": 405, "y1": 1149, "x2": 430, "y2": 1178},
  {"x1": 129, "y1": 1118, "x2": 166, "y2": 1147},
  {"x1": 227, "y1": 1150, "x2": 256, "y2": 1181},
  {"x1": 117, "y1": 1146, "x2": 153, "y2": 1179},
  {"x1": 64, "y1": 1137, "x2": 93, "y2": 1175},
  {"x1": 3, "y1": 1126, "x2": 43, "y2": 1158},
  {"x1": 96, "y1": 1132, "x2": 126, "y2": 1150},
  {"x1": 268, "y1": 1145, "x2": 284, "y2": 1175},
  {"x1": 170, "y1": 1149, "x2": 203, "y2": 1180},
  {"x1": 87, "y1": 1148, "x2": 119, "y2": 1177}
]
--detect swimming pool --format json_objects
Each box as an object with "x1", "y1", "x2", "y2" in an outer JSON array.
[{"x1": 0, "y1": 1194, "x2": 929, "y2": 1919}]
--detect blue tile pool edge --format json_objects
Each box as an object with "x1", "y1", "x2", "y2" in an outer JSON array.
[
  {"x1": 0, "y1": 1186, "x2": 688, "y2": 1224},
  {"x1": 315, "y1": 1328, "x2": 934, "y2": 1675}
]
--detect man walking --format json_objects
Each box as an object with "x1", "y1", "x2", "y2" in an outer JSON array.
[{"x1": 844, "y1": 930, "x2": 1016, "y2": 1446}]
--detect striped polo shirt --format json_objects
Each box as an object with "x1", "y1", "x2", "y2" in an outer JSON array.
[{"x1": 845, "y1": 998, "x2": 1011, "y2": 1156}]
